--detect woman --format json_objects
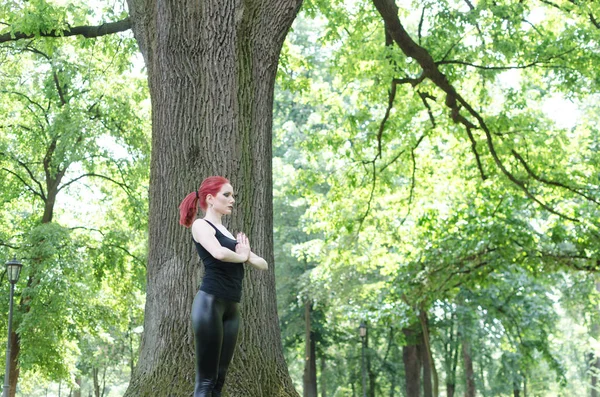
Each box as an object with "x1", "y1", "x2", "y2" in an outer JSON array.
[{"x1": 179, "y1": 176, "x2": 268, "y2": 397}]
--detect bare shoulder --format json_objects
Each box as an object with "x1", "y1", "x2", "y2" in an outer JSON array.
[{"x1": 191, "y1": 219, "x2": 215, "y2": 242}]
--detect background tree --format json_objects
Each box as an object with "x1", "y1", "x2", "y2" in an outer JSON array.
[{"x1": 0, "y1": 2, "x2": 149, "y2": 393}]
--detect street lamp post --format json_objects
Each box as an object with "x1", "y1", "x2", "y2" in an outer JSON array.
[
  {"x1": 3, "y1": 257, "x2": 22, "y2": 397},
  {"x1": 359, "y1": 321, "x2": 367, "y2": 397}
]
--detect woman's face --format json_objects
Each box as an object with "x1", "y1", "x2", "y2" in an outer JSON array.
[{"x1": 208, "y1": 183, "x2": 235, "y2": 214}]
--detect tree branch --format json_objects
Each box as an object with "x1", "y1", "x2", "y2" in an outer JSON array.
[
  {"x1": 463, "y1": 0, "x2": 475, "y2": 10},
  {"x1": 378, "y1": 148, "x2": 406, "y2": 173},
  {"x1": 0, "y1": 241, "x2": 20, "y2": 249},
  {"x1": 465, "y1": 126, "x2": 487, "y2": 180},
  {"x1": 418, "y1": 91, "x2": 436, "y2": 128},
  {"x1": 400, "y1": 132, "x2": 426, "y2": 226},
  {"x1": 418, "y1": 6, "x2": 425, "y2": 45},
  {"x1": 375, "y1": 77, "x2": 419, "y2": 161},
  {"x1": 371, "y1": 0, "x2": 581, "y2": 222},
  {"x1": 590, "y1": 13, "x2": 600, "y2": 29},
  {"x1": 1, "y1": 168, "x2": 45, "y2": 200},
  {"x1": 1, "y1": 151, "x2": 47, "y2": 199},
  {"x1": 511, "y1": 149, "x2": 599, "y2": 205},
  {"x1": 69, "y1": 226, "x2": 146, "y2": 268},
  {"x1": 53, "y1": 70, "x2": 67, "y2": 106},
  {"x1": 538, "y1": 0, "x2": 566, "y2": 11},
  {"x1": 58, "y1": 172, "x2": 131, "y2": 195},
  {"x1": 356, "y1": 161, "x2": 378, "y2": 235},
  {"x1": 0, "y1": 18, "x2": 132, "y2": 43},
  {"x1": 436, "y1": 54, "x2": 574, "y2": 70}
]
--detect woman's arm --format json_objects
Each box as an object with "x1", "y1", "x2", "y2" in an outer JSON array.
[
  {"x1": 192, "y1": 220, "x2": 249, "y2": 263},
  {"x1": 246, "y1": 252, "x2": 268, "y2": 271}
]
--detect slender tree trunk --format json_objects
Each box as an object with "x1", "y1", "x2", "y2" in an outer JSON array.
[
  {"x1": 513, "y1": 375, "x2": 521, "y2": 397},
  {"x1": 101, "y1": 366, "x2": 107, "y2": 397},
  {"x1": 446, "y1": 384, "x2": 455, "y2": 397},
  {"x1": 592, "y1": 351, "x2": 600, "y2": 397},
  {"x1": 462, "y1": 339, "x2": 476, "y2": 397},
  {"x1": 73, "y1": 376, "x2": 82, "y2": 397},
  {"x1": 366, "y1": 330, "x2": 376, "y2": 397},
  {"x1": 304, "y1": 300, "x2": 317, "y2": 397},
  {"x1": 420, "y1": 340, "x2": 433, "y2": 397},
  {"x1": 7, "y1": 329, "x2": 19, "y2": 397},
  {"x1": 419, "y1": 310, "x2": 438, "y2": 397},
  {"x1": 93, "y1": 367, "x2": 100, "y2": 397},
  {"x1": 479, "y1": 357, "x2": 487, "y2": 397},
  {"x1": 591, "y1": 281, "x2": 600, "y2": 397},
  {"x1": 403, "y1": 328, "x2": 421, "y2": 397},
  {"x1": 320, "y1": 356, "x2": 327, "y2": 397},
  {"x1": 123, "y1": 0, "x2": 303, "y2": 395},
  {"x1": 442, "y1": 316, "x2": 458, "y2": 397}
]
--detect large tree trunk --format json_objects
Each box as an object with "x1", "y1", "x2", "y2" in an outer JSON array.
[
  {"x1": 123, "y1": 0, "x2": 303, "y2": 395},
  {"x1": 304, "y1": 300, "x2": 318, "y2": 397}
]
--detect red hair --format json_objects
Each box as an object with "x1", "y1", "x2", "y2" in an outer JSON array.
[{"x1": 179, "y1": 176, "x2": 230, "y2": 228}]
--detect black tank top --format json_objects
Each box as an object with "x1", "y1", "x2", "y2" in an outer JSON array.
[{"x1": 194, "y1": 220, "x2": 244, "y2": 302}]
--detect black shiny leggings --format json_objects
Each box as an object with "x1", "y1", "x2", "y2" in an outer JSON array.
[{"x1": 191, "y1": 290, "x2": 240, "y2": 397}]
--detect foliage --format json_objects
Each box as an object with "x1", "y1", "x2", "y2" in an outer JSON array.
[
  {"x1": 274, "y1": 1, "x2": 600, "y2": 395},
  {"x1": 0, "y1": 0, "x2": 149, "y2": 391}
]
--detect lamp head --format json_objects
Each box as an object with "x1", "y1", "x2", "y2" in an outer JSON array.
[
  {"x1": 5, "y1": 257, "x2": 23, "y2": 284},
  {"x1": 359, "y1": 321, "x2": 367, "y2": 338}
]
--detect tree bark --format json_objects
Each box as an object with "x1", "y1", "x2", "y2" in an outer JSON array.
[
  {"x1": 123, "y1": 0, "x2": 303, "y2": 395},
  {"x1": 403, "y1": 328, "x2": 421, "y2": 397},
  {"x1": 304, "y1": 300, "x2": 318, "y2": 397},
  {"x1": 462, "y1": 339, "x2": 476, "y2": 397}
]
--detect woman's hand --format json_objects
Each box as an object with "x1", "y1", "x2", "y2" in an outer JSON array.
[{"x1": 236, "y1": 232, "x2": 251, "y2": 261}]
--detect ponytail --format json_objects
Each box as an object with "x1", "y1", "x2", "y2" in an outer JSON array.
[{"x1": 178, "y1": 191, "x2": 200, "y2": 228}]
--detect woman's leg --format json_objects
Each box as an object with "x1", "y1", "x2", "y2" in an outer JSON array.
[
  {"x1": 191, "y1": 291, "x2": 225, "y2": 397},
  {"x1": 211, "y1": 301, "x2": 240, "y2": 397}
]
